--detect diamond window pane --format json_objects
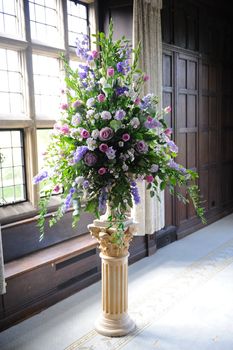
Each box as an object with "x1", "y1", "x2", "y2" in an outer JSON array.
[
  {"x1": 0, "y1": 0, "x2": 21, "y2": 37},
  {"x1": 67, "y1": 1, "x2": 88, "y2": 47},
  {"x1": 0, "y1": 48, "x2": 24, "y2": 116},
  {"x1": 33, "y1": 54, "x2": 61, "y2": 119},
  {"x1": 0, "y1": 130, "x2": 26, "y2": 206},
  {"x1": 29, "y1": 0, "x2": 60, "y2": 45}
]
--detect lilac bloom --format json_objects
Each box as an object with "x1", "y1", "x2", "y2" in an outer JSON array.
[
  {"x1": 73, "y1": 146, "x2": 88, "y2": 163},
  {"x1": 98, "y1": 187, "x2": 108, "y2": 213},
  {"x1": 116, "y1": 86, "x2": 129, "y2": 96},
  {"x1": 130, "y1": 181, "x2": 140, "y2": 204}
]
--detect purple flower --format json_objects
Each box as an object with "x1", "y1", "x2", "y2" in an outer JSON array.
[
  {"x1": 83, "y1": 180, "x2": 89, "y2": 189},
  {"x1": 117, "y1": 62, "x2": 124, "y2": 74},
  {"x1": 114, "y1": 109, "x2": 126, "y2": 120},
  {"x1": 99, "y1": 127, "x2": 114, "y2": 141},
  {"x1": 33, "y1": 170, "x2": 48, "y2": 184},
  {"x1": 116, "y1": 86, "x2": 129, "y2": 96},
  {"x1": 144, "y1": 117, "x2": 161, "y2": 129},
  {"x1": 60, "y1": 124, "x2": 70, "y2": 134},
  {"x1": 71, "y1": 113, "x2": 81, "y2": 126},
  {"x1": 86, "y1": 97, "x2": 95, "y2": 108},
  {"x1": 97, "y1": 94, "x2": 106, "y2": 102},
  {"x1": 79, "y1": 64, "x2": 89, "y2": 72},
  {"x1": 135, "y1": 140, "x2": 148, "y2": 154},
  {"x1": 167, "y1": 140, "x2": 178, "y2": 153},
  {"x1": 130, "y1": 181, "x2": 140, "y2": 204},
  {"x1": 75, "y1": 34, "x2": 93, "y2": 61},
  {"x1": 91, "y1": 50, "x2": 98, "y2": 59},
  {"x1": 60, "y1": 103, "x2": 68, "y2": 110},
  {"x1": 79, "y1": 71, "x2": 87, "y2": 79},
  {"x1": 84, "y1": 152, "x2": 97, "y2": 166},
  {"x1": 72, "y1": 100, "x2": 82, "y2": 109},
  {"x1": 106, "y1": 147, "x2": 116, "y2": 160},
  {"x1": 63, "y1": 187, "x2": 75, "y2": 212},
  {"x1": 168, "y1": 159, "x2": 179, "y2": 170},
  {"x1": 73, "y1": 146, "x2": 88, "y2": 163}
]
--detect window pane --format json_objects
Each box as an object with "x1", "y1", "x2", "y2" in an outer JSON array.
[
  {"x1": 0, "y1": 48, "x2": 24, "y2": 116},
  {"x1": 37, "y1": 129, "x2": 52, "y2": 170},
  {"x1": 0, "y1": 0, "x2": 21, "y2": 37},
  {"x1": 67, "y1": 1, "x2": 88, "y2": 47},
  {"x1": 32, "y1": 54, "x2": 61, "y2": 119},
  {"x1": 0, "y1": 130, "x2": 26, "y2": 206},
  {"x1": 29, "y1": 0, "x2": 60, "y2": 45}
]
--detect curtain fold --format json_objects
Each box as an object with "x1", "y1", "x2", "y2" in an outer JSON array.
[
  {"x1": 132, "y1": 0, "x2": 165, "y2": 235},
  {"x1": 0, "y1": 225, "x2": 6, "y2": 294}
]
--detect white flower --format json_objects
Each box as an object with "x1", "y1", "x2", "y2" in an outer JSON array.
[
  {"x1": 91, "y1": 129, "x2": 99, "y2": 139},
  {"x1": 150, "y1": 164, "x2": 159, "y2": 173},
  {"x1": 122, "y1": 163, "x2": 128, "y2": 171},
  {"x1": 94, "y1": 113, "x2": 100, "y2": 120},
  {"x1": 86, "y1": 137, "x2": 97, "y2": 151},
  {"x1": 101, "y1": 111, "x2": 112, "y2": 120},
  {"x1": 86, "y1": 97, "x2": 95, "y2": 108},
  {"x1": 71, "y1": 113, "x2": 81, "y2": 126},
  {"x1": 99, "y1": 77, "x2": 106, "y2": 85},
  {"x1": 130, "y1": 117, "x2": 140, "y2": 128},
  {"x1": 87, "y1": 109, "x2": 95, "y2": 117},
  {"x1": 118, "y1": 141, "x2": 124, "y2": 147},
  {"x1": 75, "y1": 176, "x2": 84, "y2": 184}
]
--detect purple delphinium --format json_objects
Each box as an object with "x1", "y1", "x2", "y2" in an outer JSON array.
[
  {"x1": 79, "y1": 71, "x2": 87, "y2": 80},
  {"x1": 98, "y1": 187, "x2": 108, "y2": 213},
  {"x1": 167, "y1": 140, "x2": 178, "y2": 153},
  {"x1": 168, "y1": 159, "x2": 179, "y2": 170},
  {"x1": 116, "y1": 86, "x2": 129, "y2": 96},
  {"x1": 33, "y1": 170, "x2": 48, "y2": 184},
  {"x1": 75, "y1": 34, "x2": 93, "y2": 61},
  {"x1": 73, "y1": 146, "x2": 88, "y2": 163},
  {"x1": 63, "y1": 188, "x2": 76, "y2": 212},
  {"x1": 144, "y1": 117, "x2": 161, "y2": 129},
  {"x1": 130, "y1": 181, "x2": 140, "y2": 204},
  {"x1": 79, "y1": 64, "x2": 89, "y2": 72}
]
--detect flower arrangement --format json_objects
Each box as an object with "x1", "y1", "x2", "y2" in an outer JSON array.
[{"x1": 34, "y1": 21, "x2": 205, "y2": 239}]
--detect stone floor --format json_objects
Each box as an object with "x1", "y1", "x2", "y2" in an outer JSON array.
[{"x1": 1, "y1": 214, "x2": 233, "y2": 350}]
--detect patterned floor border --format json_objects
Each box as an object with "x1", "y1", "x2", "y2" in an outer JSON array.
[{"x1": 65, "y1": 238, "x2": 233, "y2": 350}]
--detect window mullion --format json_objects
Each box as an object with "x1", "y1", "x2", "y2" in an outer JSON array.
[{"x1": 22, "y1": 0, "x2": 39, "y2": 208}]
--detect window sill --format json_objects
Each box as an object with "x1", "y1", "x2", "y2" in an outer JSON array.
[{"x1": 0, "y1": 196, "x2": 62, "y2": 227}]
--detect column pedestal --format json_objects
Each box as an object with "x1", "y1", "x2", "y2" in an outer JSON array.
[{"x1": 88, "y1": 221, "x2": 137, "y2": 337}]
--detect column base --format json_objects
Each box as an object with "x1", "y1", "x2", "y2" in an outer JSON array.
[{"x1": 95, "y1": 313, "x2": 136, "y2": 337}]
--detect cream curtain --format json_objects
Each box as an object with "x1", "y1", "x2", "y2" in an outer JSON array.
[{"x1": 132, "y1": 0, "x2": 165, "y2": 235}]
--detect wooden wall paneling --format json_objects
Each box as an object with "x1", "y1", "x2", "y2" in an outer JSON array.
[{"x1": 162, "y1": 50, "x2": 175, "y2": 227}]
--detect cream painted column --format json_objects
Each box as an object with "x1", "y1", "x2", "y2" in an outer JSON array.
[
  {"x1": 88, "y1": 221, "x2": 137, "y2": 337},
  {"x1": 132, "y1": 0, "x2": 165, "y2": 235}
]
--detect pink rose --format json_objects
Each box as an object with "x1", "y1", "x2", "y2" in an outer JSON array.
[
  {"x1": 97, "y1": 94, "x2": 106, "y2": 103},
  {"x1": 53, "y1": 185, "x2": 60, "y2": 193},
  {"x1": 91, "y1": 50, "x2": 98, "y2": 59},
  {"x1": 143, "y1": 75, "x2": 149, "y2": 81},
  {"x1": 134, "y1": 97, "x2": 141, "y2": 105},
  {"x1": 99, "y1": 127, "x2": 114, "y2": 141},
  {"x1": 164, "y1": 128, "x2": 172, "y2": 136},
  {"x1": 60, "y1": 103, "x2": 68, "y2": 110},
  {"x1": 60, "y1": 124, "x2": 70, "y2": 134},
  {"x1": 99, "y1": 143, "x2": 109, "y2": 153},
  {"x1": 164, "y1": 106, "x2": 172, "y2": 113},
  {"x1": 145, "y1": 175, "x2": 154, "y2": 183},
  {"x1": 98, "y1": 167, "x2": 107, "y2": 175},
  {"x1": 122, "y1": 133, "x2": 130, "y2": 142},
  {"x1": 107, "y1": 67, "x2": 114, "y2": 77},
  {"x1": 81, "y1": 129, "x2": 90, "y2": 139}
]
